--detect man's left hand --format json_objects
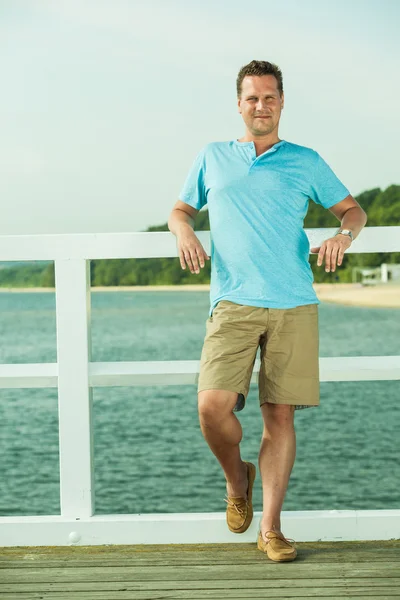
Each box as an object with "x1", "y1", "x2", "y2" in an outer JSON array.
[{"x1": 310, "y1": 235, "x2": 352, "y2": 272}]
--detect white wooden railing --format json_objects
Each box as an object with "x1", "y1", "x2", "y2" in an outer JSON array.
[{"x1": 0, "y1": 226, "x2": 399, "y2": 547}]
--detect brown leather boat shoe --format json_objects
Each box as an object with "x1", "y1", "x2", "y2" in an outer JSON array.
[
  {"x1": 257, "y1": 529, "x2": 297, "y2": 562},
  {"x1": 224, "y1": 461, "x2": 256, "y2": 533}
]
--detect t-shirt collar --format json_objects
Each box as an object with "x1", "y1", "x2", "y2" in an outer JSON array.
[{"x1": 233, "y1": 139, "x2": 286, "y2": 153}]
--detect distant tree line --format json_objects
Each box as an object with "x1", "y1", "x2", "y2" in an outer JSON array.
[{"x1": 0, "y1": 184, "x2": 399, "y2": 288}]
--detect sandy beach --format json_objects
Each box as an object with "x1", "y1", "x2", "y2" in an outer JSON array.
[
  {"x1": 0, "y1": 283, "x2": 399, "y2": 308},
  {"x1": 312, "y1": 283, "x2": 400, "y2": 308}
]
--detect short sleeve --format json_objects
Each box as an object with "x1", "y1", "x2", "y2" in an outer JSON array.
[
  {"x1": 178, "y1": 147, "x2": 207, "y2": 210},
  {"x1": 309, "y1": 152, "x2": 350, "y2": 209}
]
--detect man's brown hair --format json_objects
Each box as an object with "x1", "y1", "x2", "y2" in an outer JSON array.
[{"x1": 236, "y1": 60, "x2": 283, "y2": 99}]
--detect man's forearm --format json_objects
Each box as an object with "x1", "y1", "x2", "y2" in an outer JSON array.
[
  {"x1": 168, "y1": 209, "x2": 195, "y2": 237},
  {"x1": 338, "y1": 207, "x2": 368, "y2": 241}
]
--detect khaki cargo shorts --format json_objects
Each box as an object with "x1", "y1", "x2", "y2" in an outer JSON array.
[{"x1": 197, "y1": 300, "x2": 320, "y2": 411}]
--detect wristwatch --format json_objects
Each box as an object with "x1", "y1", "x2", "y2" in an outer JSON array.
[{"x1": 335, "y1": 228, "x2": 353, "y2": 242}]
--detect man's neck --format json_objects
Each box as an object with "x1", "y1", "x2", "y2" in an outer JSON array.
[{"x1": 238, "y1": 135, "x2": 281, "y2": 151}]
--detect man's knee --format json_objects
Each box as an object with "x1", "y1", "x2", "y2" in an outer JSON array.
[
  {"x1": 198, "y1": 389, "x2": 240, "y2": 423},
  {"x1": 261, "y1": 401, "x2": 295, "y2": 423}
]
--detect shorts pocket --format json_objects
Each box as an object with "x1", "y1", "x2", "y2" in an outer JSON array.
[{"x1": 210, "y1": 300, "x2": 235, "y2": 320}]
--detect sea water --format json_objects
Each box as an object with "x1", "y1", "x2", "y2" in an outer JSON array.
[{"x1": 0, "y1": 290, "x2": 398, "y2": 516}]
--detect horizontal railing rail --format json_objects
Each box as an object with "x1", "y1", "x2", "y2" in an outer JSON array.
[
  {"x1": 0, "y1": 356, "x2": 399, "y2": 388},
  {"x1": 0, "y1": 226, "x2": 399, "y2": 260},
  {"x1": 0, "y1": 226, "x2": 399, "y2": 547}
]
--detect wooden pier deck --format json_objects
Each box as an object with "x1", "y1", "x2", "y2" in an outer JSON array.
[{"x1": 1, "y1": 539, "x2": 399, "y2": 599}]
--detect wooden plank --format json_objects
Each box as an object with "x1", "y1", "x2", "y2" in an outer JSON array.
[
  {"x1": 1, "y1": 590, "x2": 400, "y2": 599},
  {"x1": 1, "y1": 563, "x2": 400, "y2": 583},
  {"x1": 1, "y1": 543, "x2": 399, "y2": 598},
  {"x1": 1, "y1": 542, "x2": 399, "y2": 565},
  {"x1": 0, "y1": 540, "x2": 386, "y2": 552},
  {"x1": 2, "y1": 578, "x2": 400, "y2": 592},
  {"x1": 0, "y1": 541, "x2": 399, "y2": 568},
  {"x1": 1, "y1": 553, "x2": 400, "y2": 568}
]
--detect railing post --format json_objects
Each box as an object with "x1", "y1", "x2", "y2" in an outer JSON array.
[{"x1": 55, "y1": 259, "x2": 94, "y2": 518}]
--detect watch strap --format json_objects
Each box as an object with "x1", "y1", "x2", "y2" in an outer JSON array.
[{"x1": 335, "y1": 228, "x2": 353, "y2": 241}]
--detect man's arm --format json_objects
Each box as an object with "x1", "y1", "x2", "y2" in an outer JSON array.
[
  {"x1": 168, "y1": 200, "x2": 209, "y2": 274},
  {"x1": 328, "y1": 194, "x2": 368, "y2": 241},
  {"x1": 167, "y1": 200, "x2": 198, "y2": 237},
  {"x1": 311, "y1": 194, "x2": 368, "y2": 272}
]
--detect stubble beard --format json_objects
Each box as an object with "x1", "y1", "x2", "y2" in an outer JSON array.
[{"x1": 252, "y1": 117, "x2": 276, "y2": 136}]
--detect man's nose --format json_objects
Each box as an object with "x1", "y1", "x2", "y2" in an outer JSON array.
[{"x1": 256, "y1": 100, "x2": 270, "y2": 111}]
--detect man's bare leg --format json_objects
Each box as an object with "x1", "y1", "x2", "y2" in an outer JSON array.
[
  {"x1": 198, "y1": 389, "x2": 248, "y2": 498},
  {"x1": 258, "y1": 402, "x2": 296, "y2": 536}
]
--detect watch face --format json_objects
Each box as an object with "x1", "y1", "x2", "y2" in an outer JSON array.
[{"x1": 337, "y1": 229, "x2": 352, "y2": 239}]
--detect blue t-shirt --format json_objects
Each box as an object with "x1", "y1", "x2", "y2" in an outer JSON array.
[{"x1": 178, "y1": 139, "x2": 350, "y2": 317}]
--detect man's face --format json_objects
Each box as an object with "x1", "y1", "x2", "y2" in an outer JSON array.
[{"x1": 238, "y1": 75, "x2": 284, "y2": 137}]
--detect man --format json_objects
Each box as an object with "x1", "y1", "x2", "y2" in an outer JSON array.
[{"x1": 168, "y1": 60, "x2": 367, "y2": 562}]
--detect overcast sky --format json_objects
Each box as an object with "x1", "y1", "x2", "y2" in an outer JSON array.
[{"x1": 0, "y1": 0, "x2": 399, "y2": 235}]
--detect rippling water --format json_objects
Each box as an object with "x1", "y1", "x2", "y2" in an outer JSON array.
[{"x1": 0, "y1": 290, "x2": 399, "y2": 516}]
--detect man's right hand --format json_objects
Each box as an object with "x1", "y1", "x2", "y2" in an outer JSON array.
[{"x1": 177, "y1": 224, "x2": 210, "y2": 274}]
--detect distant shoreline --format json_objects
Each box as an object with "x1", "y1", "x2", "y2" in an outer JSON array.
[{"x1": 0, "y1": 283, "x2": 399, "y2": 308}]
